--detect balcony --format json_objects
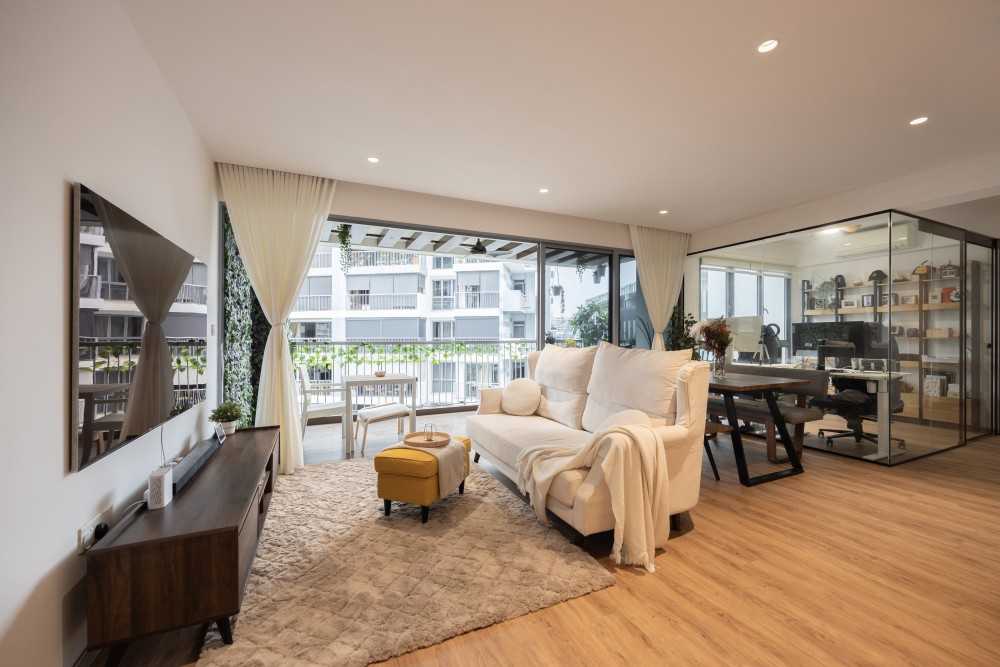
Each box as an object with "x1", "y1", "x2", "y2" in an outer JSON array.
[
  {"x1": 432, "y1": 295, "x2": 456, "y2": 310},
  {"x1": 100, "y1": 280, "x2": 130, "y2": 301},
  {"x1": 296, "y1": 294, "x2": 333, "y2": 311},
  {"x1": 458, "y1": 291, "x2": 500, "y2": 308},
  {"x1": 77, "y1": 337, "x2": 208, "y2": 426},
  {"x1": 177, "y1": 283, "x2": 208, "y2": 305},
  {"x1": 348, "y1": 293, "x2": 418, "y2": 310},
  {"x1": 290, "y1": 339, "x2": 534, "y2": 410},
  {"x1": 348, "y1": 249, "x2": 420, "y2": 268},
  {"x1": 311, "y1": 251, "x2": 333, "y2": 269}
]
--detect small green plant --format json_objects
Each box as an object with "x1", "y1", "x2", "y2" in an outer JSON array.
[{"x1": 210, "y1": 401, "x2": 243, "y2": 423}]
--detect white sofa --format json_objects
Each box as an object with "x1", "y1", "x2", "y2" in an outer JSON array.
[{"x1": 467, "y1": 342, "x2": 710, "y2": 537}]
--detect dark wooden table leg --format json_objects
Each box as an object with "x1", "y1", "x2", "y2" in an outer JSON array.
[
  {"x1": 458, "y1": 480, "x2": 465, "y2": 494},
  {"x1": 764, "y1": 391, "x2": 804, "y2": 471},
  {"x1": 722, "y1": 392, "x2": 751, "y2": 485}
]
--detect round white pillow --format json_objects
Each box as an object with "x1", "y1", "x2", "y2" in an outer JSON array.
[{"x1": 501, "y1": 378, "x2": 542, "y2": 416}]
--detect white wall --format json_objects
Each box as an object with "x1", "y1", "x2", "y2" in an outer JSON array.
[{"x1": 0, "y1": 2, "x2": 216, "y2": 665}]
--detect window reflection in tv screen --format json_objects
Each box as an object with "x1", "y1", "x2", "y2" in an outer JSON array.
[{"x1": 73, "y1": 184, "x2": 208, "y2": 470}]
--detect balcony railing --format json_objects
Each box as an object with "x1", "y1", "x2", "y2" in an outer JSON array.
[
  {"x1": 290, "y1": 339, "x2": 534, "y2": 410},
  {"x1": 312, "y1": 252, "x2": 333, "y2": 269},
  {"x1": 92, "y1": 278, "x2": 207, "y2": 305},
  {"x1": 77, "y1": 337, "x2": 208, "y2": 425},
  {"x1": 458, "y1": 291, "x2": 500, "y2": 308},
  {"x1": 348, "y1": 249, "x2": 420, "y2": 268},
  {"x1": 348, "y1": 293, "x2": 418, "y2": 310},
  {"x1": 100, "y1": 280, "x2": 130, "y2": 301},
  {"x1": 295, "y1": 294, "x2": 333, "y2": 311},
  {"x1": 177, "y1": 283, "x2": 208, "y2": 305},
  {"x1": 432, "y1": 295, "x2": 456, "y2": 310}
]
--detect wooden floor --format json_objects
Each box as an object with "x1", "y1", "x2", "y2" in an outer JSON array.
[{"x1": 104, "y1": 428, "x2": 1000, "y2": 667}]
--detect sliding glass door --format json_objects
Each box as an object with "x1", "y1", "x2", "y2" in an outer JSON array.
[
  {"x1": 542, "y1": 247, "x2": 611, "y2": 347},
  {"x1": 966, "y1": 240, "x2": 994, "y2": 440}
]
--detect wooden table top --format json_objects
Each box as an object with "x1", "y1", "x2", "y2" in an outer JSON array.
[{"x1": 709, "y1": 373, "x2": 810, "y2": 393}]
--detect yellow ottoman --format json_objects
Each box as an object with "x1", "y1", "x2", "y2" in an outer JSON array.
[{"x1": 374, "y1": 435, "x2": 471, "y2": 523}]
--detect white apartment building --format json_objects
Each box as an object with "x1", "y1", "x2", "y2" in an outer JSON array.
[{"x1": 289, "y1": 243, "x2": 537, "y2": 406}]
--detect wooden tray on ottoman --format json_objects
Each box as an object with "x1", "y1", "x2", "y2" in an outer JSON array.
[{"x1": 403, "y1": 431, "x2": 451, "y2": 448}]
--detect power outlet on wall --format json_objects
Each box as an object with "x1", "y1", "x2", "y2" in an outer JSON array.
[{"x1": 77, "y1": 506, "x2": 113, "y2": 554}]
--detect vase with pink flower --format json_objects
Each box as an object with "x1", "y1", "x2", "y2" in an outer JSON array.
[{"x1": 689, "y1": 318, "x2": 733, "y2": 377}]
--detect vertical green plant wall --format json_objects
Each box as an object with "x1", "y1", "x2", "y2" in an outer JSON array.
[{"x1": 222, "y1": 216, "x2": 268, "y2": 427}]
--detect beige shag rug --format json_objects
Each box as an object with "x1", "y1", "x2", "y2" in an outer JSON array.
[{"x1": 198, "y1": 460, "x2": 614, "y2": 666}]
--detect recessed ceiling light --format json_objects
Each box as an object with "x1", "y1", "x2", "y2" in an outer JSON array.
[
  {"x1": 909, "y1": 116, "x2": 928, "y2": 126},
  {"x1": 658, "y1": 209, "x2": 670, "y2": 215},
  {"x1": 367, "y1": 156, "x2": 380, "y2": 163},
  {"x1": 538, "y1": 187, "x2": 549, "y2": 194},
  {"x1": 757, "y1": 39, "x2": 779, "y2": 53}
]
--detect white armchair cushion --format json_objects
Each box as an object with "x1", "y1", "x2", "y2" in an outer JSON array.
[
  {"x1": 501, "y1": 378, "x2": 542, "y2": 416},
  {"x1": 582, "y1": 342, "x2": 694, "y2": 432},
  {"x1": 533, "y1": 344, "x2": 597, "y2": 429}
]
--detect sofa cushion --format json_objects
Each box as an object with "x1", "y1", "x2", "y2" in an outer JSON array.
[
  {"x1": 466, "y1": 413, "x2": 592, "y2": 471},
  {"x1": 501, "y1": 378, "x2": 542, "y2": 416},
  {"x1": 582, "y1": 342, "x2": 693, "y2": 432},
  {"x1": 533, "y1": 345, "x2": 596, "y2": 429}
]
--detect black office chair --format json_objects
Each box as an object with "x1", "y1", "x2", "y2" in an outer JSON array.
[{"x1": 810, "y1": 376, "x2": 906, "y2": 448}]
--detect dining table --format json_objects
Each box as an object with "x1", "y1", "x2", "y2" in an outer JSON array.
[
  {"x1": 709, "y1": 372, "x2": 808, "y2": 486},
  {"x1": 341, "y1": 374, "x2": 417, "y2": 457}
]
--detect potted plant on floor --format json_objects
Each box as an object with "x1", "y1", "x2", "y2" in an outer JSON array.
[{"x1": 210, "y1": 401, "x2": 243, "y2": 435}]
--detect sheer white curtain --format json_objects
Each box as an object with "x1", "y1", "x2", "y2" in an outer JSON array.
[
  {"x1": 101, "y1": 200, "x2": 193, "y2": 439},
  {"x1": 218, "y1": 163, "x2": 336, "y2": 474},
  {"x1": 628, "y1": 225, "x2": 691, "y2": 351}
]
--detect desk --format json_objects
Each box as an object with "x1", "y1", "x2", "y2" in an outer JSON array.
[
  {"x1": 342, "y1": 374, "x2": 417, "y2": 457},
  {"x1": 828, "y1": 370, "x2": 909, "y2": 462},
  {"x1": 709, "y1": 373, "x2": 807, "y2": 486}
]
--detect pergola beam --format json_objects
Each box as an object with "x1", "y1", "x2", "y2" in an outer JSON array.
[{"x1": 434, "y1": 234, "x2": 466, "y2": 253}]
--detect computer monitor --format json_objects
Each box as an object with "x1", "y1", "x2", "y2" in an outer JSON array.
[{"x1": 792, "y1": 321, "x2": 880, "y2": 357}]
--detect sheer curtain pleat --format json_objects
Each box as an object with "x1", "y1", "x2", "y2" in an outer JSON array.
[
  {"x1": 101, "y1": 200, "x2": 193, "y2": 438},
  {"x1": 628, "y1": 225, "x2": 691, "y2": 350},
  {"x1": 218, "y1": 163, "x2": 336, "y2": 474}
]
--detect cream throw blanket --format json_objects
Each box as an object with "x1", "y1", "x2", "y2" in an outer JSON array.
[{"x1": 516, "y1": 421, "x2": 670, "y2": 572}]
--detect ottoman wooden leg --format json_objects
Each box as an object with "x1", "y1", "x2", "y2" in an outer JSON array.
[
  {"x1": 473, "y1": 452, "x2": 480, "y2": 463},
  {"x1": 459, "y1": 481, "x2": 465, "y2": 495},
  {"x1": 420, "y1": 506, "x2": 429, "y2": 523},
  {"x1": 383, "y1": 499, "x2": 391, "y2": 516}
]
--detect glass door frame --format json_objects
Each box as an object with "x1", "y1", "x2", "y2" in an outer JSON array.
[
  {"x1": 965, "y1": 231, "x2": 998, "y2": 440},
  {"x1": 686, "y1": 208, "x2": 999, "y2": 465},
  {"x1": 536, "y1": 242, "x2": 621, "y2": 348}
]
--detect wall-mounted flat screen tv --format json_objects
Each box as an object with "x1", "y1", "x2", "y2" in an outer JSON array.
[{"x1": 71, "y1": 184, "x2": 208, "y2": 471}]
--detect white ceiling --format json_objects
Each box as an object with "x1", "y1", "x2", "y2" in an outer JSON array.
[{"x1": 123, "y1": 0, "x2": 1000, "y2": 233}]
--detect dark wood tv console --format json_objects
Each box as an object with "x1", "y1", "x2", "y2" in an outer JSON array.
[{"x1": 86, "y1": 426, "x2": 278, "y2": 664}]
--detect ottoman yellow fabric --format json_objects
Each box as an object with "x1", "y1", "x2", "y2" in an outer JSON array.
[{"x1": 375, "y1": 436, "x2": 471, "y2": 514}]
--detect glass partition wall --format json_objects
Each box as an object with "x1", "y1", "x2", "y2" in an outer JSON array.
[{"x1": 687, "y1": 210, "x2": 996, "y2": 465}]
